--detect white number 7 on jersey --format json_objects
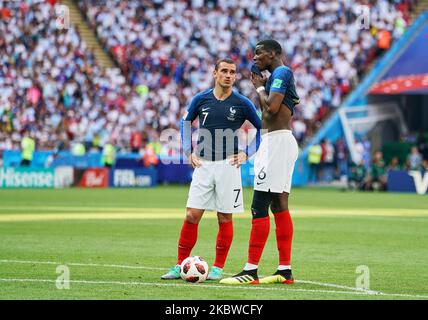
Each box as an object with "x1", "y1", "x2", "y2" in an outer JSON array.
[{"x1": 202, "y1": 112, "x2": 209, "y2": 125}]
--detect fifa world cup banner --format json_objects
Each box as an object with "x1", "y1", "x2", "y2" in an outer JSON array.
[
  {"x1": 0, "y1": 167, "x2": 55, "y2": 188},
  {"x1": 76, "y1": 168, "x2": 109, "y2": 188},
  {"x1": 110, "y1": 168, "x2": 157, "y2": 187},
  {"x1": 387, "y1": 170, "x2": 428, "y2": 195}
]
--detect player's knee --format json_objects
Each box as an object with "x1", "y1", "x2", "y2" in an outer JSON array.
[
  {"x1": 270, "y1": 193, "x2": 289, "y2": 213},
  {"x1": 251, "y1": 191, "x2": 271, "y2": 219},
  {"x1": 271, "y1": 201, "x2": 288, "y2": 213},
  {"x1": 270, "y1": 203, "x2": 280, "y2": 213},
  {"x1": 185, "y1": 209, "x2": 203, "y2": 224},
  {"x1": 217, "y1": 212, "x2": 232, "y2": 224}
]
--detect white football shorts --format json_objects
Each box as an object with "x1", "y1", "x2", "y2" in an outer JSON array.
[
  {"x1": 186, "y1": 159, "x2": 244, "y2": 213},
  {"x1": 253, "y1": 129, "x2": 299, "y2": 193}
]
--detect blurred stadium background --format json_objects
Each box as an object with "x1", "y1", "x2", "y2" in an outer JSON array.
[
  {"x1": 1, "y1": 0, "x2": 427, "y2": 192},
  {"x1": 0, "y1": 0, "x2": 427, "y2": 300}
]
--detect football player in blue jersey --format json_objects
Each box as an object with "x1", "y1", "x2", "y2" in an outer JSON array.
[
  {"x1": 221, "y1": 40, "x2": 300, "y2": 285},
  {"x1": 161, "y1": 58, "x2": 261, "y2": 281}
]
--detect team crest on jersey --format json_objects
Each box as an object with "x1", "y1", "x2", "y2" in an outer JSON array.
[{"x1": 227, "y1": 106, "x2": 237, "y2": 121}]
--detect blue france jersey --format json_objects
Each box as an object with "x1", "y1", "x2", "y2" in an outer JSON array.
[
  {"x1": 181, "y1": 89, "x2": 262, "y2": 161},
  {"x1": 265, "y1": 66, "x2": 300, "y2": 115}
]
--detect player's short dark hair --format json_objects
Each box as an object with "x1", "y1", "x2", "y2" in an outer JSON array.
[
  {"x1": 256, "y1": 39, "x2": 282, "y2": 55},
  {"x1": 214, "y1": 58, "x2": 236, "y2": 70}
]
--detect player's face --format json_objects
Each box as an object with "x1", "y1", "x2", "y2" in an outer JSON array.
[
  {"x1": 253, "y1": 45, "x2": 273, "y2": 71},
  {"x1": 213, "y1": 62, "x2": 237, "y2": 88}
]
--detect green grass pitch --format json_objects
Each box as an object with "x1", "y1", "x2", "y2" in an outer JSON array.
[{"x1": 0, "y1": 186, "x2": 427, "y2": 300}]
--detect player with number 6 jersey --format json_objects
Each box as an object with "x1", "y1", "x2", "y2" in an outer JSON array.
[
  {"x1": 221, "y1": 39, "x2": 300, "y2": 285},
  {"x1": 161, "y1": 58, "x2": 261, "y2": 281}
]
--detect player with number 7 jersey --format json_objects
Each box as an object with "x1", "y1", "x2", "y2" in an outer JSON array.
[{"x1": 161, "y1": 58, "x2": 262, "y2": 281}]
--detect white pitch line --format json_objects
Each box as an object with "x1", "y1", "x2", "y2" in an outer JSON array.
[
  {"x1": 0, "y1": 278, "x2": 384, "y2": 297},
  {"x1": 295, "y1": 280, "x2": 381, "y2": 295},
  {"x1": 1, "y1": 278, "x2": 428, "y2": 299},
  {"x1": 1, "y1": 259, "x2": 427, "y2": 299},
  {"x1": 0, "y1": 259, "x2": 166, "y2": 271},
  {"x1": 0, "y1": 259, "x2": 365, "y2": 293}
]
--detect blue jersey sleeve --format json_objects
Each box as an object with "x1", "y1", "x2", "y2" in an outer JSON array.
[
  {"x1": 269, "y1": 67, "x2": 292, "y2": 95},
  {"x1": 180, "y1": 94, "x2": 201, "y2": 157},
  {"x1": 242, "y1": 97, "x2": 262, "y2": 157},
  {"x1": 243, "y1": 98, "x2": 262, "y2": 130},
  {"x1": 246, "y1": 129, "x2": 261, "y2": 158}
]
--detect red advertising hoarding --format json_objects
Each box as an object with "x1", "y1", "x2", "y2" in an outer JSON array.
[{"x1": 77, "y1": 168, "x2": 109, "y2": 188}]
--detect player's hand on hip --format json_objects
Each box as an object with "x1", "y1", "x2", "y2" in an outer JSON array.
[
  {"x1": 229, "y1": 152, "x2": 248, "y2": 168},
  {"x1": 251, "y1": 72, "x2": 267, "y2": 88},
  {"x1": 189, "y1": 153, "x2": 202, "y2": 168}
]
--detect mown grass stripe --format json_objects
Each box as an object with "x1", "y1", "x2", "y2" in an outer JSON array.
[{"x1": 0, "y1": 208, "x2": 427, "y2": 222}]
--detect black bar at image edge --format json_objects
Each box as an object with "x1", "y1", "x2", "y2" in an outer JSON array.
[{"x1": 0, "y1": 300, "x2": 423, "y2": 318}]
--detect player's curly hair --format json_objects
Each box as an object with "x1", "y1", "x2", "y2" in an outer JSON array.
[{"x1": 256, "y1": 39, "x2": 282, "y2": 55}]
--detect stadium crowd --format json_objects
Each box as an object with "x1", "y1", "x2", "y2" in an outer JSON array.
[
  {"x1": 78, "y1": 0, "x2": 415, "y2": 146},
  {"x1": 0, "y1": 0, "x2": 417, "y2": 156},
  {"x1": 0, "y1": 0, "x2": 155, "y2": 155}
]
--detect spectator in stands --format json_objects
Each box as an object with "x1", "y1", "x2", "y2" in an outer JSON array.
[
  {"x1": 92, "y1": 132, "x2": 102, "y2": 152},
  {"x1": 348, "y1": 160, "x2": 367, "y2": 191},
  {"x1": 0, "y1": 6, "x2": 11, "y2": 20},
  {"x1": 334, "y1": 138, "x2": 349, "y2": 181},
  {"x1": 44, "y1": 132, "x2": 69, "y2": 168},
  {"x1": 416, "y1": 131, "x2": 428, "y2": 161},
  {"x1": 386, "y1": 156, "x2": 401, "y2": 172},
  {"x1": 130, "y1": 130, "x2": 143, "y2": 153},
  {"x1": 320, "y1": 139, "x2": 335, "y2": 182},
  {"x1": 308, "y1": 142, "x2": 322, "y2": 184},
  {"x1": 20, "y1": 131, "x2": 35, "y2": 167},
  {"x1": 353, "y1": 138, "x2": 365, "y2": 166},
  {"x1": 421, "y1": 160, "x2": 428, "y2": 172},
  {"x1": 71, "y1": 141, "x2": 86, "y2": 157},
  {"x1": 376, "y1": 28, "x2": 392, "y2": 57},
  {"x1": 365, "y1": 151, "x2": 387, "y2": 191},
  {"x1": 406, "y1": 146, "x2": 423, "y2": 170},
  {"x1": 102, "y1": 139, "x2": 116, "y2": 167},
  {"x1": 362, "y1": 137, "x2": 372, "y2": 169},
  {"x1": 142, "y1": 144, "x2": 159, "y2": 168},
  {"x1": 292, "y1": 118, "x2": 306, "y2": 145}
]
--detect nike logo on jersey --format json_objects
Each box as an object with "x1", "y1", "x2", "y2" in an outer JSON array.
[
  {"x1": 233, "y1": 204, "x2": 241, "y2": 208},
  {"x1": 256, "y1": 182, "x2": 265, "y2": 185},
  {"x1": 201, "y1": 108, "x2": 210, "y2": 112}
]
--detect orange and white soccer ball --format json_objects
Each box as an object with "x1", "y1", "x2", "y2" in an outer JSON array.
[{"x1": 180, "y1": 256, "x2": 209, "y2": 283}]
